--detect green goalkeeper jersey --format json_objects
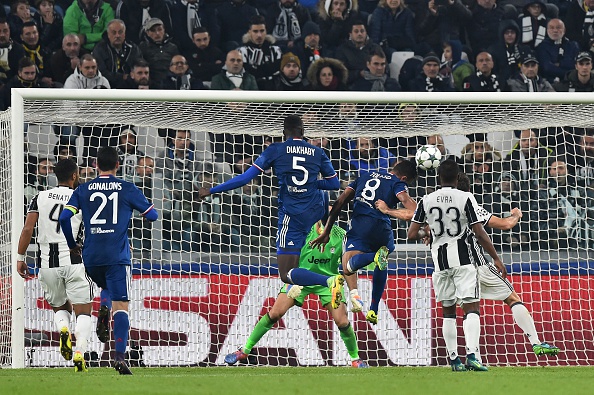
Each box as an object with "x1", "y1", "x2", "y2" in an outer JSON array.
[{"x1": 299, "y1": 223, "x2": 345, "y2": 277}]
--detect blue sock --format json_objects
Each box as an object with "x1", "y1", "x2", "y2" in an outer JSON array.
[
  {"x1": 287, "y1": 268, "x2": 330, "y2": 287},
  {"x1": 369, "y1": 266, "x2": 388, "y2": 313},
  {"x1": 100, "y1": 289, "x2": 112, "y2": 309},
  {"x1": 113, "y1": 310, "x2": 129, "y2": 358},
  {"x1": 347, "y1": 252, "x2": 376, "y2": 273}
]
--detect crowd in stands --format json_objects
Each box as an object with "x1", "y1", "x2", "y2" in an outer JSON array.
[{"x1": 12, "y1": 0, "x2": 594, "y2": 253}]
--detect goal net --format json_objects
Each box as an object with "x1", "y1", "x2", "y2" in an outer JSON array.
[{"x1": 4, "y1": 89, "x2": 594, "y2": 368}]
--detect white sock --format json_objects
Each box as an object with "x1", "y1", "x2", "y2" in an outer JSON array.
[
  {"x1": 511, "y1": 303, "x2": 541, "y2": 345},
  {"x1": 54, "y1": 310, "x2": 71, "y2": 332},
  {"x1": 463, "y1": 312, "x2": 480, "y2": 356},
  {"x1": 75, "y1": 314, "x2": 92, "y2": 354},
  {"x1": 442, "y1": 317, "x2": 458, "y2": 360}
]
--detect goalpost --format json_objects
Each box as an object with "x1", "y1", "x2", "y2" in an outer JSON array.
[{"x1": 4, "y1": 88, "x2": 594, "y2": 368}]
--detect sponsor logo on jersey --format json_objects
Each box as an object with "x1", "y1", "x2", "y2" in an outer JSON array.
[
  {"x1": 288, "y1": 186, "x2": 307, "y2": 193},
  {"x1": 90, "y1": 227, "x2": 115, "y2": 234},
  {"x1": 307, "y1": 256, "x2": 331, "y2": 264}
]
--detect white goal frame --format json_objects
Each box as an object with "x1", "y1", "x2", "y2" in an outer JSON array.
[{"x1": 9, "y1": 88, "x2": 594, "y2": 368}]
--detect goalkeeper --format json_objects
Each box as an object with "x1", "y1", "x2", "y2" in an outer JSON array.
[{"x1": 224, "y1": 220, "x2": 369, "y2": 368}]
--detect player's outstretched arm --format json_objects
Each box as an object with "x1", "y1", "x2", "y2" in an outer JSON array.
[
  {"x1": 375, "y1": 199, "x2": 414, "y2": 221},
  {"x1": 487, "y1": 207, "x2": 522, "y2": 231},
  {"x1": 471, "y1": 222, "x2": 507, "y2": 278},
  {"x1": 199, "y1": 166, "x2": 261, "y2": 200},
  {"x1": 310, "y1": 188, "x2": 355, "y2": 250},
  {"x1": 16, "y1": 212, "x2": 39, "y2": 279}
]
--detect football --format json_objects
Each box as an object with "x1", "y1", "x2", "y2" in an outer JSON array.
[{"x1": 415, "y1": 144, "x2": 442, "y2": 171}]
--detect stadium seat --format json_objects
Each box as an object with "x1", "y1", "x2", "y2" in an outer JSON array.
[{"x1": 390, "y1": 51, "x2": 414, "y2": 82}]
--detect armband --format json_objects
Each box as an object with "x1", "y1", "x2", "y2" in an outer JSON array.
[{"x1": 16, "y1": 253, "x2": 26, "y2": 261}]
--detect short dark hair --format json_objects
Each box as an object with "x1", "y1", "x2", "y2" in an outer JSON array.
[
  {"x1": 367, "y1": 47, "x2": 386, "y2": 63},
  {"x1": 192, "y1": 26, "x2": 209, "y2": 36},
  {"x1": 53, "y1": 144, "x2": 76, "y2": 159},
  {"x1": 21, "y1": 20, "x2": 37, "y2": 35},
  {"x1": 18, "y1": 57, "x2": 35, "y2": 71},
  {"x1": 54, "y1": 159, "x2": 78, "y2": 183},
  {"x1": 393, "y1": 159, "x2": 417, "y2": 182},
  {"x1": 132, "y1": 59, "x2": 150, "y2": 69},
  {"x1": 438, "y1": 159, "x2": 459, "y2": 184},
  {"x1": 283, "y1": 115, "x2": 303, "y2": 137},
  {"x1": 457, "y1": 172, "x2": 470, "y2": 192},
  {"x1": 349, "y1": 19, "x2": 367, "y2": 32},
  {"x1": 96, "y1": 146, "x2": 119, "y2": 171},
  {"x1": 249, "y1": 15, "x2": 266, "y2": 29}
]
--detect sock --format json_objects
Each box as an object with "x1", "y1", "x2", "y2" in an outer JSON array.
[
  {"x1": 287, "y1": 268, "x2": 329, "y2": 287},
  {"x1": 511, "y1": 303, "x2": 541, "y2": 345},
  {"x1": 101, "y1": 289, "x2": 112, "y2": 309},
  {"x1": 54, "y1": 310, "x2": 71, "y2": 332},
  {"x1": 74, "y1": 314, "x2": 92, "y2": 354},
  {"x1": 442, "y1": 316, "x2": 458, "y2": 361},
  {"x1": 369, "y1": 266, "x2": 388, "y2": 313},
  {"x1": 463, "y1": 311, "x2": 480, "y2": 357},
  {"x1": 346, "y1": 252, "x2": 376, "y2": 273},
  {"x1": 244, "y1": 313, "x2": 276, "y2": 354},
  {"x1": 113, "y1": 310, "x2": 130, "y2": 359},
  {"x1": 339, "y1": 323, "x2": 359, "y2": 360}
]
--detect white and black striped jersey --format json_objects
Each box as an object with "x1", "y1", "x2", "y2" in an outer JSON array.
[
  {"x1": 412, "y1": 187, "x2": 482, "y2": 272},
  {"x1": 468, "y1": 204, "x2": 493, "y2": 267},
  {"x1": 28, "y1": 186, "x2": 83, "y2": 268}
]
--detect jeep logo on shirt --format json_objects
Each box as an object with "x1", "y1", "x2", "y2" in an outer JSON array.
[{"x1": 307, "y1": 256, "x2": 330, "y2": 264}]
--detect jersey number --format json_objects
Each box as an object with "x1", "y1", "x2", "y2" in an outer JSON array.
[
  {"x1": 49, "y1": 204, "x2": 64, "y2": 233},
  {"x1": 90, "y1": 192, "x2": 119, "y2": 225},
  {"x1": 361, "y1": 178, "x2": 381, "y2": 201},
  {"x1": 429, "y1": 207, "x2": 462, "y2": 237},
  {"x1": 292, "y1": 156, "x2": 308, "y2": 186}
]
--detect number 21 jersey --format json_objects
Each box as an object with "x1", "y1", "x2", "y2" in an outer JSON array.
[{"x1": 66, "y1": 174, "x2": 154, "y2": 267}]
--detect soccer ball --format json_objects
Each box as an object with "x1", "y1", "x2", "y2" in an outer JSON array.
[{"x1": 415, "y1": 144, "x2": 442, "y2": 171}]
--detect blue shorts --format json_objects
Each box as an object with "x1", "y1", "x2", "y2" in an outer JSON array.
[
  {"x1": 344, "y1": 216, "x2": 395, "y2": 254},
  {"x1": 85, "y1": 265, "x2": 131, "y2": 302},
  {"x1": 276, "y1": 203, "x2": 326, "y2": 255}
]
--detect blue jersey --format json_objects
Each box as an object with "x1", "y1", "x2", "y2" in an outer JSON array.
[
  {"x1": 254, "y1": 138, "x2": 337, "y2": 215},
  {"x1": 66, "y1": 174, "x2": 154, "y2": 267},
  {"x1": 348, "y1": 171, "x2": 409, "y2": 226}
]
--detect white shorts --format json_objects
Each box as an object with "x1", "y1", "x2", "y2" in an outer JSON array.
[
  {"x1": 38, "y1": 265, "x2": 94, "y2": 307},
  {"x1": 478, "y1": 264, "x2": 514, "y2": 301},
  {"x1": 433, "y1": 265, "x2": 480, "y2": 307}
]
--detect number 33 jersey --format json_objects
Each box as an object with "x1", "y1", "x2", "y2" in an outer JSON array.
[
  {"x1": 412, "y1": 187, "x2": 482, "y2": 272},
  {"x1": 28, "y1": 186, "x2": 83, "y2": 268},
  {"x1": 66, "y1": 174, "x2": 154, "y2": 267}
]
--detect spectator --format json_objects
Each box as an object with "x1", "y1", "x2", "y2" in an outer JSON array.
[
  {"x1": 8, "y1": 0, "x2": 33, "y2": 44},
  {"x1": 265, "y1": 0, "x2": 311, "y2": 49},
  {"x1": 445, "y1": 39, "x2": 474, "y2": 91},
  {"x1": 183, "y1": 27, "x2": 224, "y2": 83},
  {"x1": 1, "y1": 57, "x2": 49, "y2": 110},
  {"x1": 161, "y1": 54, "x2": 206, "y2": 90},
  {"x1": 315, "y1": 0, "x2": 363, "y2": 51},
  {"x1": 268, "y1": 51, "x2": 308, "y2": 90},
  {"x1": 563, "y1": 0, "x2": 594, "y2": 50},
  {"x1": 462, "y1": 51, "x2": 508, "y2": 91},
  {"x1": 553, "y1": 50, "x2": 594, "y2": 91},
  {"x1": 507, "y1": 51, "x2": 555, "y2": 91},
  {"x1": 488, "y1": 20, "x2": 530, "y2": 81},
  {"x1": 292, "y1": 21, "x2": 325, "y2": 76},
  {"x1": 350, "y1": 46, "x2": 401, "y2": 91},
  {"x1": 168, "y1": 0, "x2": 219, "y2": 53},
  {"x1": 78, "y1": 162, "x2": 96, "y2": 183},
  {"x1": 461, "y1": 140, "x2": 502, "y2": 203},
  {"x1": 116, "y1": 59, "x2": 154, "y2": 89},
  {"x1": 24, "y1": 157, "x2": 54, "y2": 204},
  {"x1": 348, "y1": 136, "x2": 396, "y2": 173},
  {"x1": 536, "y1": 18, "x2": 580, "y2": 82},
  {"x1": 504, "y1": 128, "x2": 553, "y2": 194},
  {"x1": 518, "y1": 0, "x2": 548, "y2": 49},
  {"x1": 230, "y1": 177, "x2": 273, "y2": 250},
  {"x1": 0, "y1": 18, "x2": 26, "y2": 84},
  {"x1": 116, "y1": 127, "x2": 144, "y2": 182},
  {"x1": 116, "y1": 0, "x2": 173, "y2": 45},
  {"x1": 48, "y1": 34, "x2": 90, "y2": 85},
  {"x1": 211, "y1": 49, "x2": 259, "y2": 90},
  {"x1": 156, "y1": 129, "x2": 199, "y2": 251},
  {"x1": 215, "y1": 0, "x2": 259, "y2": 51},
  {"x1": 53, "y1": 143, "x2": 76, "y2": 162},
  {"x1": 417, "y1": 0, "x2": 468, "y2": 54},
  {"x1": 131, "y1": 155, "x2": 155, "y2": 257},
  {"x1": 306, "y1": 57, "x2": 349, "y2": 90},
  {"x1": 92, "y1": 19, "x2": 143, "y2": 88},
  {"x1": 32, "y1": 0, "x2": 63, "y2": 53},
  {"x1": 63, "y1": 0, "x2": 114, "y2": 51},
  {"x1": 238, "y1": 15, "x2": 283, "y2": 90},
  {"x1": 139, "y1": 17, "x2": 179, "y2": 83},
  {"x1": 334, "y1": 20, "x2": 382, "y2": 85},
  {"x1": 406, "y1": 52, "x2": 455, "y2": 91},
  {"x1": 369, "y1": 0, "x2": 416, "y2": 56},
  {"x1": 21, "y1": 21, "x2": 54, "y2": 85},
  {"x1": 63, "y1": 53, "x2": 110, "y2": 88},
  {"x1": 566, "y1": 132, "x2": 594, "y2": 187}
]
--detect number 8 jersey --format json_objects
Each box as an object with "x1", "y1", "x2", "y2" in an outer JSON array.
[
  {"x1": 412, "y1": 187, "x2": 482, "y2": 272},
  {"x1": 66, "y1": 174, "x2": 154, "y2": 267},
  {"x1": 29, "y1": 186, "x2": 83, "y2": 268}
]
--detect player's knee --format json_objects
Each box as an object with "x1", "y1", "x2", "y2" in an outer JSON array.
[
  {"x1": 505, "y1": 292, "x2": 522, "y2": 307},
  {"x1": 279, "y1": 271, "x2": 291, "y2": 284}
]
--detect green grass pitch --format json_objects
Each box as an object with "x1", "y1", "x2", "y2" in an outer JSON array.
[{"x1": 0, "y1": 366, "x2": 592, "y2": 395}]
